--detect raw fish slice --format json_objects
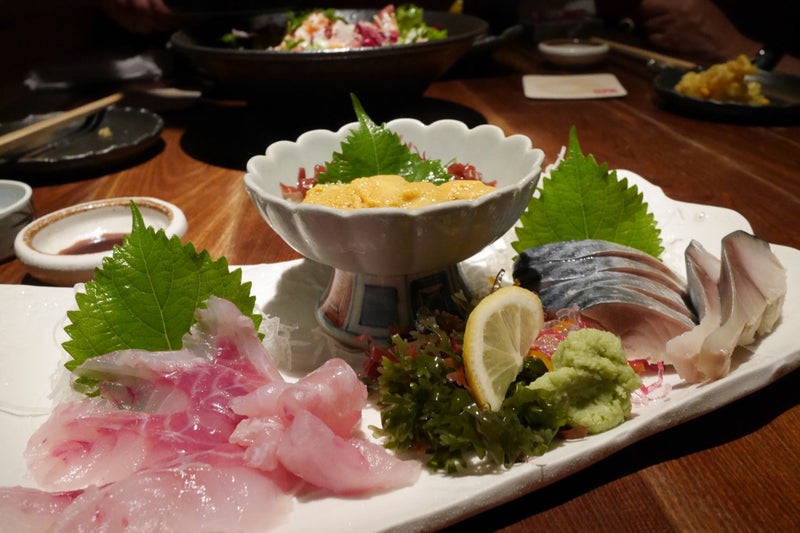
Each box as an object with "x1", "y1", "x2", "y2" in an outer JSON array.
[
  {"x1": 515, "y1": 239, "x2": 685, "y2": 289},
  {"x1": 184, "y1": 296, "x2": 284, "y2": 383},
  {"x1": 25, "y1": 399, "x2": 151, "y2": 491},
  {"x1": 69, "y1": 348, "x2": 202, "y2": 385},
  {"x1": 229, "y1": 381, "x2": 290, "y2": 419},
  {"x1": 31, "y1": 299, "x2": 279, "y2": 490},
  {"x1": 231, "y1": 358, "x2": 367, "y2": 437},
  {"x1": 54, "y1": 464, "x2": 292, "y2": 533},
  {"x1": 524, "y1": 254, "x2": 688, "y2": 295},
  {"x1": 696, "y1": 231, "x2": 786, "y2": 380},
  {"x1": 539, "y1": 284, "x2": 695, "y2": 361},
  {"x1": 229, "y1": 416, "x2": 287, "y2": 471},
  {"x1": 277, "y1": 410, "x2": 421, "y2": 495},
  {"x1": 664, "y1": 240, "x2": 723, "y2": 383},
  {"x1": 14, "y1": 296, "x2": 421, "y2": 527},
  {"x1": 0, "y1": 487, "x2": 80, "y2": 533},
  {"x1": 721, "y1": 232, "x2": 786, "y2": 339},
  {"x1": 28, "y1": 355, "x2": 273, "y2": 490},
  {"x1": 539, "y1": 270, "x2": 695, "y2": 320}
]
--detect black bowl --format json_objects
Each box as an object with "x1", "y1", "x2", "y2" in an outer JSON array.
[{"x1": 169, "y1": 9, "x2": 488, "y2": 103}]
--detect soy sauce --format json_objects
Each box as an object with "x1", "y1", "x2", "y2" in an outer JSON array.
[{"x1": 59, "y1": 232, "x2": 127, "y2": 255}]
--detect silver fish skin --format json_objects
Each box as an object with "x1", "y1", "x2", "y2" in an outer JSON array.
[
  {"x1": 538, "y1": 270, "x2": 695, "y2": 321},
  {"x1": 514, "y1": 239, "x2": 687, "y2": 293},
  {"x1": 531, "y1": 254, "x2": 689, "y2": 296},
  {"x1": 515, "y1": 239, "x2": 696, "y2": 362}
]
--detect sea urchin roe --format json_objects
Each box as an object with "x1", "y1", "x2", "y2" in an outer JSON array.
[
  {"x1": 675, "y1": 54, "x2": 769, "y2": 105},
  {"x1": 301, "y1": 174, "x2": 495, "y2": 209}
]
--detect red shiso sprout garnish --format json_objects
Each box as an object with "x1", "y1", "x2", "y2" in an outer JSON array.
[{"x1": 631, "y1": 360, "x2": 672, "y2": 404}]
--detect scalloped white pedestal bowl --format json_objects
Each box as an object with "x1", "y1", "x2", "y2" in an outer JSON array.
[{"x1": 244, "y1": 118, "x2": 545, "y2": 277}]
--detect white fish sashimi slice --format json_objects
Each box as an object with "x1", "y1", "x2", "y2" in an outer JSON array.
[
  {"x1": 25, "y1": 399, "x2": 151, "y2": 491},
  {"x1": 696, "y1": 231, "x2": 787, "y2": 380},
  {"x1": 664, "y1": 240, "x2": 723, "y2": 383},
  {"x1": 54, "y1": 464, "x2": 292, "y2": 533},
  {"x1": 0, "y1": 486, "x2": 80, "y2": 533}
]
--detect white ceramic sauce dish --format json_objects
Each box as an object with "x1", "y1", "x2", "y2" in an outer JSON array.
[
  {"x1": 0, "y1": 180, "x2": 34, "y2": 261},
  {"x1": 14, "y1": 197, "x2": 187, "y2": 286},
  {"x1": 538, "y1": 38, "x2": 609, "y2": 67}
]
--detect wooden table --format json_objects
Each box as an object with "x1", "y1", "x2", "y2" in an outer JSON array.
[{"x1": 1, "y1": 40, "x2": 798, "y2": 532}]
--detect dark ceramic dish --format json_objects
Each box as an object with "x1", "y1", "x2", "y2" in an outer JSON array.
[
  {"x1": 654, "y1": 67, "x2": 800, "y2": 124},
  {"x1": 169, "y1": 9, "x2": 488, "y2": 102},
  {"x1": 0, "y1": 107, "x2": 164, "y2": 176}
]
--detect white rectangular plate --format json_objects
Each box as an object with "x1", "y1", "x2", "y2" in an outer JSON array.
[{"x1": 1, "y1": 171, "x2": 798, "y2": 532}]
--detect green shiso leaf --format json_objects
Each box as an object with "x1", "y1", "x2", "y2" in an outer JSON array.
[
  {"x1": 62, "y1": 203, "x2": 262, "y2": 377},
  {"x1": 315, "y1": 94, "x2": 451, "y2": 185},
  {"x1": 512, "y1": 127, "x2": 663, "y2": 257}
]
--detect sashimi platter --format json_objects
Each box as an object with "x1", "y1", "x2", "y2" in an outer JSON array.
[{"x1": 1, "y1": 106, "x2": 798, "y2": 532}]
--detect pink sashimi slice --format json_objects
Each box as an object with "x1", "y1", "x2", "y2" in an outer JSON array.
[
  {"x1": 29, "y1": 298, "x2": 284, "y2": 491},
  {"x1": 277, "y1": 410, "x2": 421, "y2": 495},
  {"x1": 27, "y1": 357, "x2": 270, "y2": 491},
  {"x1": 184, "y1": 296, "x2": 285, "y2": 383},
  {"x1": 14, "y1": 296, "x2": 422, "y2": 525},
  {"x1": 231, "y1": 357, "x2": 367, "y2": 436}
]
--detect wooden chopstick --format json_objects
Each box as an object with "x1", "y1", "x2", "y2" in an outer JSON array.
[
  {"x1": 590, "y1": 37, "x2": 698, "y2": 70},
  {"x1": 0, "y1": 92, "x2": 123, "y2": 156}
]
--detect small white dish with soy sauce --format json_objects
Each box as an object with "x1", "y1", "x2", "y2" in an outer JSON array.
[{"x1": 14, "y1": 197, "x2": 187, "y2": 286}]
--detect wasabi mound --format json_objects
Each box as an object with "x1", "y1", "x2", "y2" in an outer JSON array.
[{"x1": 529, "y1": 328, "x2": 641, "y2": 433}]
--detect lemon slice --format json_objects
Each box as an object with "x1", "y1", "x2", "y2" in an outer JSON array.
[{"x1": 463, "y1": 286, "x2": 545, "y2": 411}]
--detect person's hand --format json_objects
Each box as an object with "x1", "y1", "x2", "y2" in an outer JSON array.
[
  {"x1": 638, "y1": 0, "x2": 758, "y2": 63},
  {"x1": 99, "y1": 0, "x2": 185, "y2": 34}
]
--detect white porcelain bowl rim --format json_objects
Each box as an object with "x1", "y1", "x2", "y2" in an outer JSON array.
[
  {"x1": 13, "y1": 196, "x2": 188, "y2": 280},
  {"x1": 0, "y1": 179, "x2": 33, "y2": 216}
]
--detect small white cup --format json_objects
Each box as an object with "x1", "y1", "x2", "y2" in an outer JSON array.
[{"x1": 0, "y1": 180, "x2": 34, "y2": 261}]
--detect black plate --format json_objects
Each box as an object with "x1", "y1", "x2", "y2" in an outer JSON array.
[
  {"x1": 169, "y1": 9, "x2": 488, "y2": 103},
  {"x1": 654, "y1": 67, "x2": 800, "y2": 124},
  {"x1": 0, "y1": 107, "x2": 164, "y2": 177}
]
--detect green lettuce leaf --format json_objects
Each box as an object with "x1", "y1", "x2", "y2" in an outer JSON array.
[
  {"x1": 512, "y1": 127, "x2": 663, "y2": 257},
  {"x1": 315, "y1": 94, "x2": 451, "y2": 185},
  {"x1": 396, "y1": 4, "x2": 448, "y2": 42},
  {"x1": 62, "y1": 203, "x2": 261, "y2": 377}
]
